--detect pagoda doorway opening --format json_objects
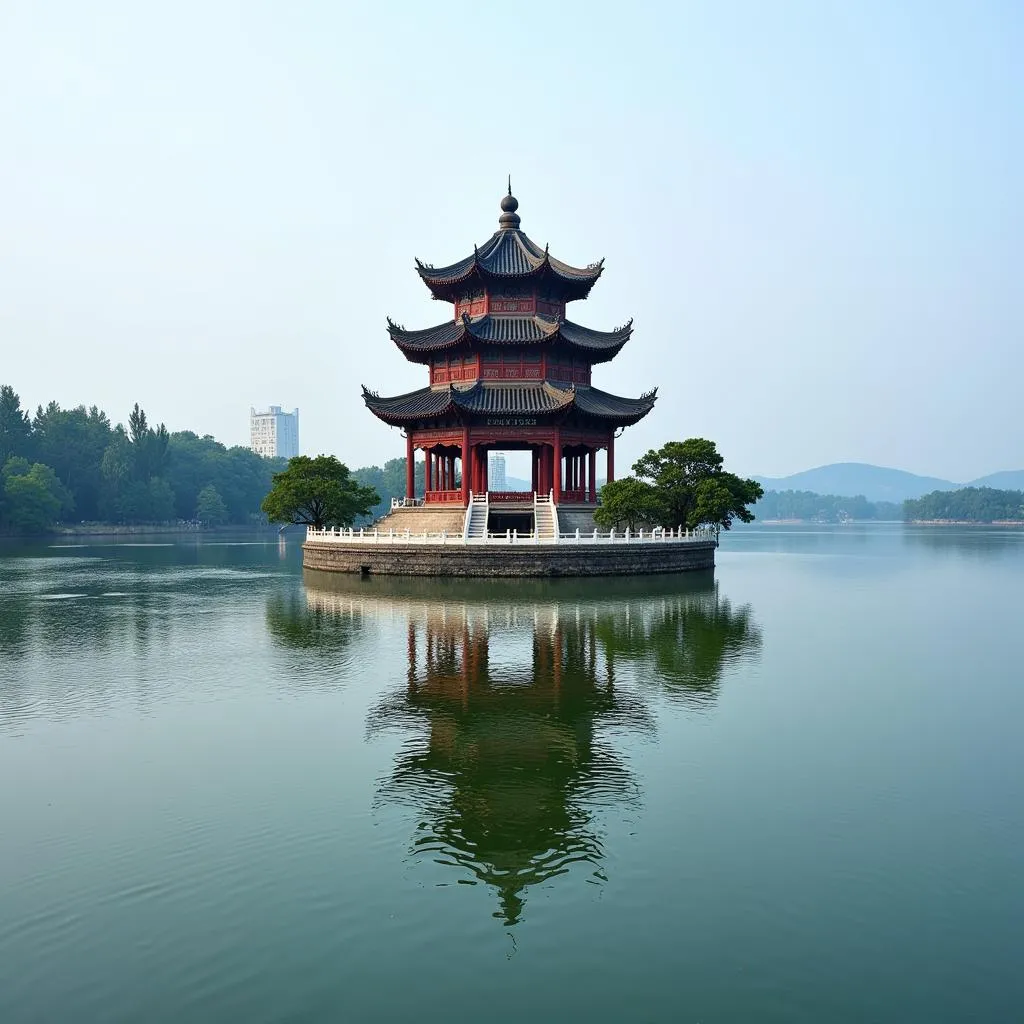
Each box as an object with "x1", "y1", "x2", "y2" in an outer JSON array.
[
  {"x1": 488, "y1": 510, "x2": 534, "y2": 535},
  {"x1": 424, "y1": 444, "x2": 464, "y2": 504}
]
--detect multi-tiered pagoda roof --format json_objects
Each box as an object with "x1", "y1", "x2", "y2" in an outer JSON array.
[{"x1": 364, "y1": 188, "x2": 655, "y2": 433}]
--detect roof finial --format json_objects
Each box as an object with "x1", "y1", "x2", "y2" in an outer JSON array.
[{"x1": 499, "y1": 181, "x2": 520, "y2": 229}]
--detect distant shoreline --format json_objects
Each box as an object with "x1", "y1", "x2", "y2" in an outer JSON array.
[
  {"x1": 758, "y1": 519, "x2": 1024, "y2": 527},
  {"x1": 909, "y1": 519, "x2": 1024, "y2": 527},
  {"x1": 47, "y1": 523, "x2": 286, "y2": 538}
]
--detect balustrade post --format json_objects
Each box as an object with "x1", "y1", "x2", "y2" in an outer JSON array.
[{"x1": 406, "y1": 433, "x2": 415, "y2": 500}]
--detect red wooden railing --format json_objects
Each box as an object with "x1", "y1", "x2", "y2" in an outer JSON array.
[
  {"x1": 425, "y1": 490, "x2": 463, "y2": 504},
  {"x1": 560, "y1": 490, "x2": 590, "y2": 504}
]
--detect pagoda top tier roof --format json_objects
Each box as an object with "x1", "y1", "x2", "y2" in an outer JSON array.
[
  {"x1": 362, "y1": 380, "x2": 656, "y2": 427},
  {"x1": 386, "y1": 313, "x2": 633, "y2": 364},
  {"x1": 415, "y1": 190, "x2": 604, "y2": 303}
]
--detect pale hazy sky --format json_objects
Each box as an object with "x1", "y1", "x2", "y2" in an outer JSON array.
[{"x1": 1, "y1": 1, "x2": 1020, "y2": 481}]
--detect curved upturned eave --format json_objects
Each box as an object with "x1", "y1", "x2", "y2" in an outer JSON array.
[
  {"x1": 361, "y1": 384, "x2": 456, "y2": 425},
  {"x1": 386, "y1": 315, "x2": 634, "y2": 365},
  {"x1": 571, "y1": 385, "x2": 658, "y2": 426},
  {"x1": 361, "y1": 381, "x2": 656, "y2": 429}
]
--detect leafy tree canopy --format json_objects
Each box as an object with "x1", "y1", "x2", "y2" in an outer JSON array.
[
  {"x1": 0, "y1": 385, "x2": 32, "y2": 465},
  {"x1": 623, "y1": 438, "x2": 763, "y2": 531},
  {"x1": 593, "y1": 477, "x2": 660, "y2": 532},
  {"x1": 262, "y1": 455, "x2": 380, "y2": 530},
  {"x1": 196, "y1": 484, "x2": 229, "y2": 526},
  {"x1": 1, "y1": 459, "x2": 74, "y2": 533}
]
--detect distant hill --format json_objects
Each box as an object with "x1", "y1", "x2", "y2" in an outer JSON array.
[
  {"x1": 968, "y1": 470, "x2": 1024, "y2": 491},
  {"x1": 756, "y1": 463, "x2": 957, "y2": 503}
]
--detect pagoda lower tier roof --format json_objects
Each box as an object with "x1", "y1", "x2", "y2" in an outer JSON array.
[
  {"x1": 386, "y1": 314, "x2": 633, "y2": 364},
  {"x1": 362, "y1": 381, "x2": 656, "y2": 428},
  {"x1": 416, "y1": 227, "x2": 603, "y2": 303}
]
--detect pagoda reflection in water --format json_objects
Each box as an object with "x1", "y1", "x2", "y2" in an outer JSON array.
[{"x1": 302, "y1": 573, "x2": 761, "y2": 925}]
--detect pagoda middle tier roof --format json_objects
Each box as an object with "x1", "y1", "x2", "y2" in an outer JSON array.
[
  {"x1": 362, "y1": 380, "x2": 657, "y2": 427},
  {"x1": 415, "y1": 197, "x2": 603, "y2": 302},
  {"x1": 386, "y1": 314, "x2": 633, "y2": 364}
]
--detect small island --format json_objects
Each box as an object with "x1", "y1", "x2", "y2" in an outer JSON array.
[{"x1": 290, "y1": 189, "x2": 759, "y2": 577}]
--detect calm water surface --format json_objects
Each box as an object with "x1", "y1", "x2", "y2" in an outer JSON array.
[{"x1": 1, "y1": 526, "x2": 1022, "y2": 1022}]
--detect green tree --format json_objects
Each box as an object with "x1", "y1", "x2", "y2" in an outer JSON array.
[
  {"x1": 127, "y1": 403, "x2": 169, "y2": 482},
  {"x1": 262, "y1": 455, "x2": 379, "y2": 530},
  {"x1": 353, "y1": 456, "x2": 425, "y2": 521},
  {"x1": 147, "y1": 477, "x2": 176, "y2": 522},
  {"x1": 0, "y1": 386, "x2": 32, "y2": 465},
  {"x1": 594, "y1": 477, "x2": 660, "y2": 532},
  {"x1": 1, "y1": 460, "x2": 74, "y2": 533},
  {"x1": 196, "y1": 483, "x2": 229, "y2": 526},
  {"x1": 631, "y1": 439, "x2": 763, "y2": 530},
  {"x1": 31, "y1": 402, "x2": 113, "y2": 519}
]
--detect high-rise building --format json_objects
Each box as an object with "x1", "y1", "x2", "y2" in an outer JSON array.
[
  {"x1": 489, "y1": 452, "x2": 507, "y2": 490},
  {"x1": 250, "y1": 406, "x2": 299, "y2": 459}
]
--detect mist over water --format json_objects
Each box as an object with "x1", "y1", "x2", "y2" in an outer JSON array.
[{"x1": 1, "y1": 528, "x2": 1022, "y2": 1022}]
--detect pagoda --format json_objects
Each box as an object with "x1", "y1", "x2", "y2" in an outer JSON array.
[{"x1": 363, "y1": 185, "x2": 656, "y2": 508}]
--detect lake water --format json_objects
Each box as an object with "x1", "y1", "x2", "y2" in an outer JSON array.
[{"x1": 1, "y1": 526, "x2": 1022, "y2": 1023}]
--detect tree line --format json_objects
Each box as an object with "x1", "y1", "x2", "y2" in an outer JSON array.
[
  {"x1": 754, "y1": 490, "x2": 902, "y2": 522},
  {"x1": 0, "y1": 384, "x2": 289, "y2": 533},
  {"x1": 903, "y1": 487, "x2": 1024, "y2": 523}
]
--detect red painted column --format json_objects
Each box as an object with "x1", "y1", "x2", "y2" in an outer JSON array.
[
  {"x1": 461, "y1": 429, "x2": 470, "y2": 506},
  {"x1": 406, "y1": 433, "x2": 415, "y2": 499},
  {"x1": 589, "y1": 449, "x2": 597, "y2": 502},
  {"x1": 553, "y1": 431, "x2": 562, "y2": 504},
  {"x1": 531, "y1": 449, "x2": 538, "y2": 494},
  {"x1": 607, "y1": 435, "x2": 615, "y2": 483}
]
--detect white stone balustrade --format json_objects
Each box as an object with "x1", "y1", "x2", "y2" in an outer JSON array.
[{"x1": 306, "y1": 525, "x2": 717, "y2": 546}]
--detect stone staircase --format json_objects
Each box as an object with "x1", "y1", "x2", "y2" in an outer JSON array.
[
  {"x1": 372, "y1": 506, "x2": 466, "y2": 535},
  {"x1": 463, "y1": 493, "x2": 488, "y2": 540},
  {"x1": 534, "y1": 492, "x2": 558, "y2": 541}
]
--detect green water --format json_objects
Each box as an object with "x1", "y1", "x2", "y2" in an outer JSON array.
[{"x1": 0, "y1": 526, "x2": 1022, "y2": 1023}]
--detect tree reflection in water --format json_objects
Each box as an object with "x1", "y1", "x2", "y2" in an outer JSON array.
[{"x1": 302, "y1": 573, "x2": 761, "y2": 925}]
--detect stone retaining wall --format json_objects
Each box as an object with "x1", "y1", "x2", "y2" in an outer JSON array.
[{"x1": 302, "y1": 540, "x2": 716, "y2": 577}]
